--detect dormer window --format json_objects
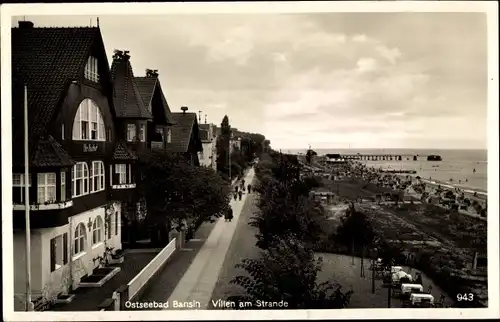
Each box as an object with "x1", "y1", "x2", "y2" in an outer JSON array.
[
  {"x1": 72, "y1": 99, "x2": 106, "y2": 141},
  {"x1": 84, "y1": 56, "x2": 99, "y2": 83}
]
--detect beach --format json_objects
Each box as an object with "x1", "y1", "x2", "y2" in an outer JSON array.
[{"x1": 291, "y1": 148, "x2": 487, "y2": 195}]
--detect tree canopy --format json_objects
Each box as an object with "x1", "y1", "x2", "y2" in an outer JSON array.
[
  {"x1": 334, "y1": 204, "x2": 376, "y2": 251},
  {"x1": 228, "y1": 238, "x2": 354, "y2": 309},
  {"x1": 138, "y1": 151, "x2": 231, "y2": 230}
]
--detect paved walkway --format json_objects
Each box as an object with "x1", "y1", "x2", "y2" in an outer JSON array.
[
  {"x1": 164, "y1": 168, "x2": 256, "y2": 310},
  {"x1": 209, "y1": 186, "x2": 260, "y2": 308}
]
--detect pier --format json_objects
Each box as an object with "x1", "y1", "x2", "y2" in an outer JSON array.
[{"x1": 325, "y1": 154, "x2": 441, "y2": 161}]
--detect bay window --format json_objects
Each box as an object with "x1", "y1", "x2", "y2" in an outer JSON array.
[
  {"x1": 139, "y1": 124, "x2": 145, "y2": 142},
  {"x1": 60, "y1": 171, "x2": 66, "y2": 201},
  {"x1": 115, "y1": 164, "x2": 127, "y2": 184},
  {"x1": 127, "y1": 124, "x2": 136, "y2": 142},
  {"x1": 166, "y1": 128, "x2": 172, "y2": 143},
  {"x1": 37, "y1": 173, "x2": 57, "y2": 203},
  {"x1": 12, "y1": 173, "x2": 32, "y2": 204}
]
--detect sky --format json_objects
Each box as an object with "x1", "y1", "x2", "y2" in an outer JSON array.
[{"x1": 11, "y1": 12, "x2": 488, "y2": 150}]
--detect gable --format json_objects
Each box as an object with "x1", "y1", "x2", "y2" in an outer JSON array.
[{"x1": 11, "y1": 24, "x2": 102, "y2": 165}]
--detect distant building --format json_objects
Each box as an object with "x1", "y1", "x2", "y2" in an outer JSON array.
[{"x1": 198, "y1": 123, "x2": 217, "y2": 169}]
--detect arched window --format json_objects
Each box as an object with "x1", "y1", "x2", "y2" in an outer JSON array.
[
  {"x1": 72, "y1": 162, "x2": 89, "y2": 197},
  {"x1": 72, "y1": 99, "x2": 106, "y2": 141},
  {"x1": 74, "y1": 223, "x2": 87, "y2": 255},
  {"x1": 92, "y1": 216, "x2": 103, "y2": 245}
]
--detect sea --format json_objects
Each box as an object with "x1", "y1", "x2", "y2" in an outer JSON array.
[{"x1": 285, "y1": 149, "x2": 488, "y2": 193}]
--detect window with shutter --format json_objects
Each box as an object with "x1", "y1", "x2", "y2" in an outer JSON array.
[
  {"x1": 115, "y1": 212, "x2": 119, "y2": 236},
  {"x1": 50, "y1": 238, "x2": 56, "y2": 272},
  {"x1": 63, "y1": 233, "x2": 68, "y2": 264}
]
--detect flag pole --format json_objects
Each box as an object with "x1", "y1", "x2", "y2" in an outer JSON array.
[{"x1": 24, "y1": 85, "x2": 33, "y2": 311}]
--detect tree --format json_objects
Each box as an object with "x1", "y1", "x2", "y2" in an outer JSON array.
[
  {"x1": 138, "y1": 151, "x2": 230, "y2": 244},
  {"x1": 228, "y1": 238, "x2": 354, "y2": 309},
  {"x1": 216, "y1": 115, "x2": 231, "y2": 178},
  {"x1": 334, "y1": 204, "x2": 375, "y2": 255},
  {"x1": 250, "y1": 178, "x2": 326, "y2": 250}
]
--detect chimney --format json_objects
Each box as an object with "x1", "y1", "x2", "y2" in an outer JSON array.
[
  {"x1": 19, "y1": 21, "x2": 34, "y2": 29},
  {"x1": 181, "y1": 106, "x2": 188, "y2": 114}
]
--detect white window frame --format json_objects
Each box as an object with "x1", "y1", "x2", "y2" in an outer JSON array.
[
  {"x1": 37, "y1": 173, "x2": 57, "y2": 204},
  {"x1": 115, "y1": 164, "x2": 127, "y2": 184},
  {"x1": 84, "y1": 56, "x2": 100, "y2": 83},
  {"x1": 60, "y1": 171, "x2": 66, "y2": 201},
  {"x1": 127, "y1": 124, "x2": 136, "y2": 142},
  {"x1": 72, "y1": 162, "x2": 89, "y2": 197},
  {"x1": 73, "y1": 223, "x2": 87, "y2": 256},
  {"x1": 139, "y1": 124, "x2": 146, "y2": 142},
  {"x1": 72, "y1": 99, "x2": 106, "y2": 141},
  {"x1": 13, "y1": 173, "x2": 32, "y2": 203},
  {"x1": 90, "y1": 161, "x2": 105, "y2": 193},
  {"x1": 166, "y1": 128, "x2": 172, "y2": 143},
  {"x1": 61, "y1": 124, "x2": 65, "y2": 140},
  {"x1": 92, "y1": 216, "x2": 103, "y2": 245}
]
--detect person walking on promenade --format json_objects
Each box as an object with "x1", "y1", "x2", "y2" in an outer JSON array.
[
  {"x1": 238, "y1": 190, "x2": 243, "y2": 201},
  {"x1": 242, "y1": 179, "x2": 246, "y2": 187},
  {"x1": 235, "y1": 185, "x2": 239, "y2": 193},
  {"x1": 241, "y1": 183, "x2": 246, "y2": 192},
  {"x1": 247, "y1": 184, "x2": 252, "y2": 194},
  {"x1": 233, "y1": 191, "x2": 238, "y2": 201},
  {"x1": 224, "y1": 209, "x2": 229, "y2": 222},
  {"x1": 227, "y1": 207, "x2": 234, "y2": 222}
]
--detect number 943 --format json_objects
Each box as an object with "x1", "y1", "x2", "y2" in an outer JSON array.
[{"x1": 457, "y1": 293, "x2": 474, "y2": 301}]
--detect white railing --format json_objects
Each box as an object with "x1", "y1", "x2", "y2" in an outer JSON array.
[
  {"x1": 13, "y1": 200, "x2": 73, "y2": 211},
  {"x1": 127, "y1": 238, "x2": 177, "y2": 300}
]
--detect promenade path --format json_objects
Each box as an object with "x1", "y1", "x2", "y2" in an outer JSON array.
[{"x1": 162, "y1": 168, "x2": 256, "y2": 310}]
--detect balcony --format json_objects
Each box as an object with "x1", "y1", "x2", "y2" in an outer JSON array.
[
  {"x1": 150, "y1": 141, "x2": 165, "y2": 151},
  {"x1": 13, "y1": 200, "x2": 73, "y2": 211},
  {"x1": 13, "y1": 200, "x2": 73, "y2": 229},
  {"x1": 109, "y1": 183, "x2": 137, "y2": 203}
]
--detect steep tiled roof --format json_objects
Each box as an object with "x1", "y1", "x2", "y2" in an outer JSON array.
[
  {"x1": 113, "y1": 140, "x2": 137, "y2": 161},
  {"x1": 11, "y1": 25, "x2": 102, "y2": 164},
  {"x1": 31, "y1": 136, "x2": 76, "y2": 167},
  {"x1": 111, "y1": 54, "x2": 152, "y2": 119},
  {"x1": 135, "y1": 76, "x2": 176, "y2": 125},
  {"x1": 167, "y1": 112, "x2": 198, "y2": 153}
]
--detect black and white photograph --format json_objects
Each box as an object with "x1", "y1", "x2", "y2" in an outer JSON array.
[{"x1": 1, "y1": 1, "x2": 498, "y2": 321}]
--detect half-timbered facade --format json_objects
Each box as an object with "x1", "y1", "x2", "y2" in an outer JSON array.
[{"x1": 11, "y1": 22, "x2": 124, "y2": 306}]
